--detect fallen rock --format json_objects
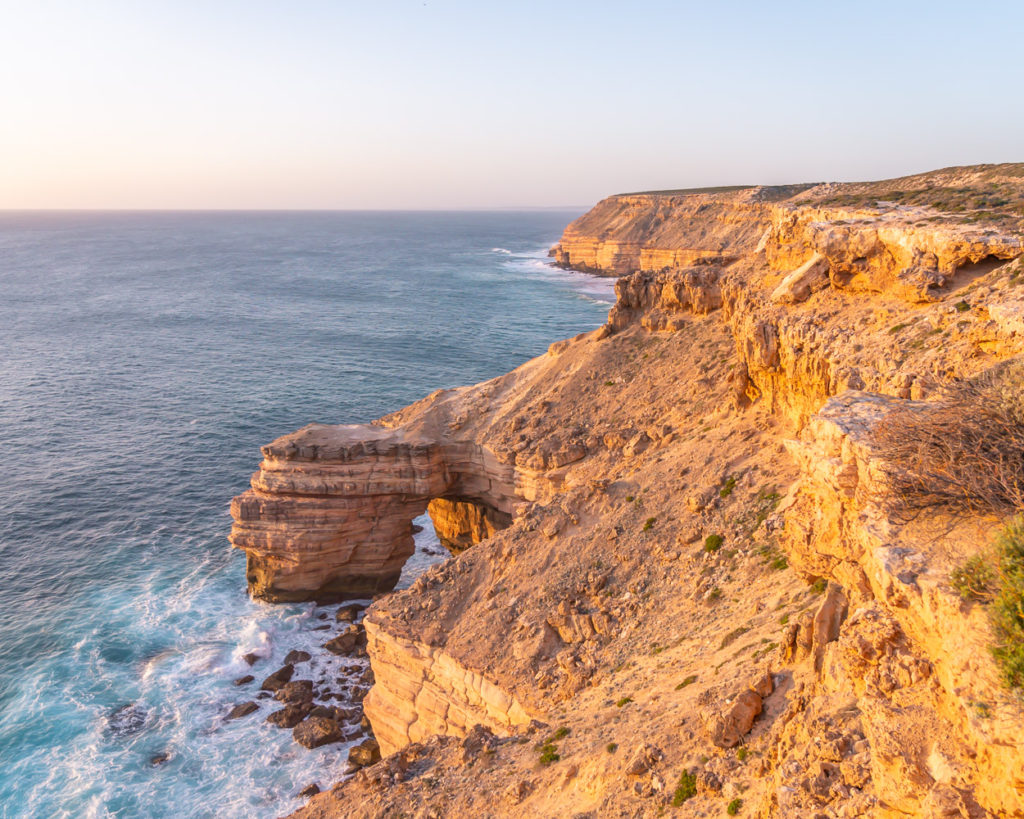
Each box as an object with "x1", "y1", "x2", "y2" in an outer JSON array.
[
  {"x1": 349, "y1": 738, "x2": 382, "y2": 767},
  {"x1": 324, "y1": 625, "x2": 367, "y2": 655},
  {"x1": 259, "y1": 664, "x2": 295, "y2": 692},
  {"x1": 293, "y1": 716, "x2": 346, "y2": 748},
  {"x1": 226, "y1": 701, "x2": 259, "y2": 720},
  {"x1": 241, "y1": 653, "x2": 260, "y2": 666},
  {"x1": 274, "y1": 680, "x2": 314, "y2": 704},
  {"x1": 336, "y1": 603, "x2": 365, "y2": 622},
  {"x1": 266, "y1": 704, "x2": 312, "y2": 728}
]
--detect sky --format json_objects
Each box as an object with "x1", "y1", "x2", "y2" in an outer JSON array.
[{"x1": 0, "y1": 0, "x2": 1021, "y2": 209}]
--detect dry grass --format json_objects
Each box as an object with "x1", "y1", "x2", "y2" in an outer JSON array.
[{"x1": 872, "y1": 359, "x2": 1024, "y2": 518}]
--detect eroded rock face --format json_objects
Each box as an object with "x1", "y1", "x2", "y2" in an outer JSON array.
[{"x1": 362, "y1": 616, "x2": 532, "y2": 756}]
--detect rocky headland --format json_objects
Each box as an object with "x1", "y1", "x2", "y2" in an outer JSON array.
[{"x1": 230, "y1": 163, "x2": 1024, "y2": 817}]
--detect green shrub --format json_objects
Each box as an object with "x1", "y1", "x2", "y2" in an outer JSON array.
[
  {"x1": 548, "y1": 726, "x2": 569, "y2": 742},
  {"x1": 720, "y1": 626, "x2": 750, "y2": 649},
  {"x1": 955, "y1": 300, "x2": 971, "y2": 313},
  {"x1": 991, "y1": 517, "x2": 1024, "y2": 691},
  {"x1": 616, "y1": 696, "x2": 633, "y2": 707},
  {"x1": 719, "y1": 476, "x2": 737, "y2": 498},
  {"x1": 704, "y1": 534, "x2": 724, "y2": 552},
  {"x1": 643, "y1": 516, "x2": 656, "y2": 532},
  {"x1": 736, "y1": 747, "x2": 748, "y2": 762},
  {"x1": 671, "y1": 770, "x2": 697, "y2": 807},
  {"x1": 675, "y1": 674, "x2": 697, "y2": 690},
  {"x1": 951, "y1": 554, "x2": 996, "y2": 601},
  {"x1": 810, "y1": 578, "x2": 827, "y2": 595},
  {"x1": 606, "y1": 742, "x2": 618, "y2": 753},
  {"x1": 538, "y1": 742, "x2": 560, "y2": 765},
  {"x1": 727, "y1": 797, "x2": 743, "y2": 815}
]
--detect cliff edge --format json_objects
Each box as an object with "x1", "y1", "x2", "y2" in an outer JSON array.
[{"x1": 233, "y1": 164, "x2": 1024, "y2": 817}]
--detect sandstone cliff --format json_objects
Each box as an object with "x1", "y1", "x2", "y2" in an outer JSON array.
[{"x1": 232, "y1": 164, "x2": 1024, "y2": 817}]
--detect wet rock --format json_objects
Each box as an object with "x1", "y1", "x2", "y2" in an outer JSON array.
[
  {"x1": 149, "y1": 752, "x2": 171, "y2": 766},
  {"x1": 233, "y1": 675, "x2": 254, "y2": 686},
  {"x1": 293, "y1": 716, "x2": 346, "y2": 748},
  {"x1": 313, "y1": 625, "x2": 331, "y2": 631},
  {"x1": 284, "y1": 650, "x2": 312, "y2": 665},
  {"x1": 335, "y1": 603, "x2": 365, "y2": 623},
  {"x1": 324, "y1": 625, "x2": 366, "y2": 655},
  {"x1": 349, "y1": 738, "x2": 381, "y2": 767},
  {"x1": 411, "y1": 523, "x2": 424, "y2": 534},
  {"x1": 242, "y1": 653, "x2": 260, "y2": 666},
  {"x1": 266, "y1": 703, "x2": 312, "y2": 728},
  {"x1": 106, "y1": 704, "x2": 148, "y2": 737},
  {"x1": 274, "y1": 680, "x2": 314, "y2": 704},
  {"x1": 317, "y1": 613, "x2": 328, "y2": 620},
  {"x1": 226, "y1": 701, "x2": 259, "y2": 720},
  {"x1": 259, "y1": 663, "x2": 295, "y2": 692},
  {"x1": 297, "y1": 783, "x2": 320, "y2": 798}
]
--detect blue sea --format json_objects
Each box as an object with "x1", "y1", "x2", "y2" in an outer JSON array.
[{"x1": 0, "y1": 211, "x2": 614, "y2": 819}]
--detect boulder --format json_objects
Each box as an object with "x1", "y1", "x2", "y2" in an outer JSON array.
[
  {"x1": 259, "y1": 664, "x2": 295, "y2": 692},
  {"x1": 284, "y1": 650, "x2": 311, "y2": 665},
  {"x1": 324, "y1": 625, "x2": 367, "y2": 656},
  {"x1": 233, "y1": 675, "x2": 254, "y2": 686},
  {"x1": 336, "y1": 603, "x2": 365, "y2": 622},
  {"x1": 349, "y1": 738, "x2": 382, "y2": 767},
  {"x1": 266, "y1": 704, "x2": 312, "y2": 728},
  {"x1": 293, "y1": 716, "x2": 346, "y2": 749},
  {"x1": 274, "y1": 680, "x2": 314, "y2": 704}
]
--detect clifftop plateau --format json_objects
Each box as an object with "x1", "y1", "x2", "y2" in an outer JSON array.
[{"x1": 230, "y1": 164, "x2": 1024, "y2": 817}]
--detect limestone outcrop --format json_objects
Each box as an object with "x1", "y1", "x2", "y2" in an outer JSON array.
[{"x1": 237, "y1": 164, "x2": 1024, "y2": 818}]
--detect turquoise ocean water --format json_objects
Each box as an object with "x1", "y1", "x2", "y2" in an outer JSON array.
[{"x1": 0, "y1": 211, "x2": 614, "y2": 819}]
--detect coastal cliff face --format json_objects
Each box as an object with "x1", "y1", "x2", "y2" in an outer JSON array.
[{"x1": 243, "y1": 164, "x2": 1024, "y2": 817}]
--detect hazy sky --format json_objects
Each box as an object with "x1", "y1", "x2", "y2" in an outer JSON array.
[{"x1": 1, "y1": 0, "x2": 1022, "y2": 209}]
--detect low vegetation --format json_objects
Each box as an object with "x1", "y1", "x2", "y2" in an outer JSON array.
[
  {"x1": 990, "y1": 518, "x2": 1024, "y2": 691},
  {"x1": 671, "y1": 770, "x2": 697, "y2": 807},
  {"x1": 873, "y1": 360, "x2": 1024, "y2": 516}
]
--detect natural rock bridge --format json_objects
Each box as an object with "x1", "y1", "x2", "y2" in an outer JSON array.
[{"x1": 229, "y1": 422, "x2": 519, "y2": 602}]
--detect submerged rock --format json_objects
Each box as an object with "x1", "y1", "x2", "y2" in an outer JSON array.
[
  {"x1": 233, "y1": 675, "x2": 254, "y2": 686},
  {"x1": 106, "y1": 704, "x2": 148, "y2": 737},
  {"x1": 226, "y1": 701, "x2": 259, "y2": 720}
]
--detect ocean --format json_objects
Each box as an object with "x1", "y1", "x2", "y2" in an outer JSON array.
[{"x1": 0, "y1": 211, "x2": 615, "y2": 819}]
